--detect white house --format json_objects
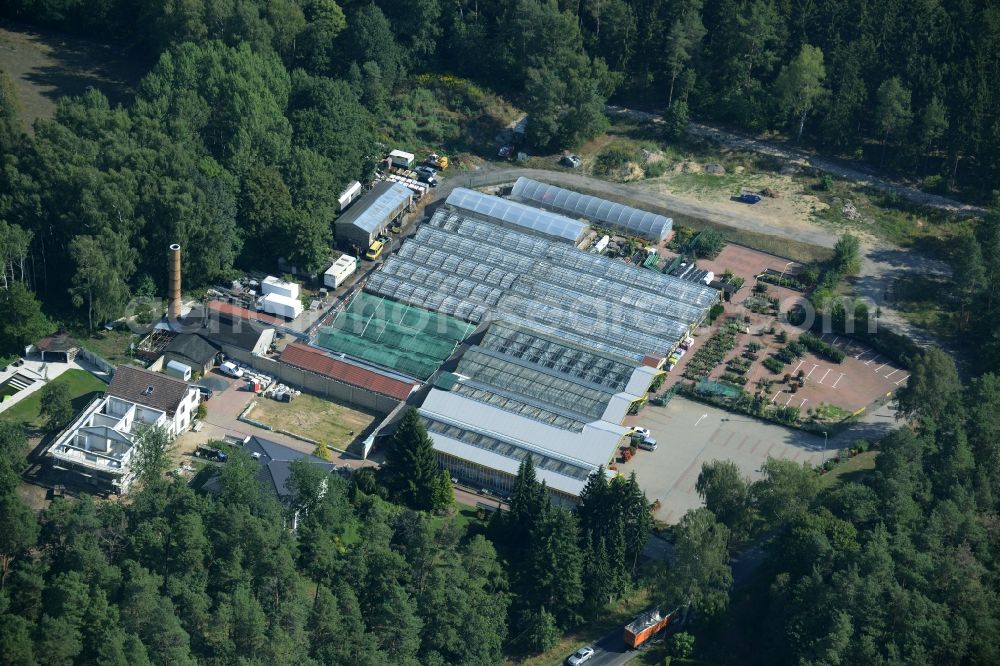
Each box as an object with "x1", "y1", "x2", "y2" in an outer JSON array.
[
  {"x1": 107, "y1": 365, "x2": 200, "y2": 435},
  {"x1": 47, "y1": 394, "x2": 169, "y2": 494}
]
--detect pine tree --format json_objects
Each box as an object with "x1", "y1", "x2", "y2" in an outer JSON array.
[
  {"x1": 381, "y1": 408, "x2": 440, "y2": 510},
  {"x1": 529, "y1": 507, "x2": 584, "y2": 628},
  {"x1": 620, "y1": 472, "x2": 653, "y2": 573},
  {"x1": 505, "y1": 455, "x2": 547, "y2": 551},
  {"x1": 430, "y1": 470, "x2": 454, "y2": 513},
  {"x1": 576, "y1": 466, "x2": 610, "y2": 536}
]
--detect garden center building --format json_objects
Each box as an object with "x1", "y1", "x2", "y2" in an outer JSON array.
[{"x1": 317, "y1": 186, "x2": 718, "y2": 502}]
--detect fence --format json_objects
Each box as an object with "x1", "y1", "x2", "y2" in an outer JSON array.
[
  {"x1": 76, "y1": 348, "x2": 115, "y2": 382},
  {"x1": 223, "y1": 348, "x2": 403, "y2": 415}
]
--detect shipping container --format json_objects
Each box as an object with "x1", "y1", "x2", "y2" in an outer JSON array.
[
  {"x1": 164, "y1": 360, "x2": 192, "y2": 381},
  {"x1": 261, "y1": 276, "x2": 300, "y2": 300}
]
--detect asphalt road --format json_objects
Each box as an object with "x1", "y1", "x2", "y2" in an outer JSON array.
[{"x1": 578, "y1": 627, "x2": 633, "y2": 666}]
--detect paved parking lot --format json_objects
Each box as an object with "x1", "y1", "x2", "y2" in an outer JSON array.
[{"x1": 620, "y1": 396, "x2": 894, "y2": 523}]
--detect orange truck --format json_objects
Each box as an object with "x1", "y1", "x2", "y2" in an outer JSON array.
[{"x1": 623, "y1": 607, "x2": 677, "y2": 649}]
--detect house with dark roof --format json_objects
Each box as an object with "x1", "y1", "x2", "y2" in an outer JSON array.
[
  {"x1": 166, "y1": 305, "x2": 276, "y2": 366},
  {"x1": 163, "y1": 334, "x2": 219, "y2": 376},
  {"x1": 203, "y1": 435, "x2": 342, "y2": 529},
  {"x1": 108, "y1": 365, "x2": 200, "y2": 435}
]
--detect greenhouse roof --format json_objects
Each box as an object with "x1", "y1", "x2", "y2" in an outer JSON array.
[
  {"x1": 445, "y1": 188, "x2": 588, "y2": 244},
  {"x1": 315, "y1": 291, "x2": 474, "y2": 380},
  {"x1": 510, "y1": 177, "x2": 673, "y2": 241},
  {"x1": 420, "y1": 389, "x2": 629, "y2": 496}
]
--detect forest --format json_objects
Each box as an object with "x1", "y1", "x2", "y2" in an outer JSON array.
[
  {"x1": 692, "y1": 348, "x2": 1000, "y2": 664},
  {"x1": 0, "y1": 408, "x2": 658, "y2": 664}
]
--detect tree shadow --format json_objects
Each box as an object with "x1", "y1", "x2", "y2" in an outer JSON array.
[{"x1": 4, "y1": 20, "x2": 148, "y2": 109}]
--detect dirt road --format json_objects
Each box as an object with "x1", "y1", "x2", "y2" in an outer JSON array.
[
  {"x1": 437, "y1": 166, "x2": 842, "y2": 247},
  {"x1": 605, "y1": 105, "x2": 987, "y2": 217}
]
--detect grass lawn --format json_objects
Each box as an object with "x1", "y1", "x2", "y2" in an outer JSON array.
[
  {"x1": 77, "y1": 329, "x2": 142, "y2": 366},
  {"x1": 249, "y1": 393, "x2": 377, "y2": 451},
  {"x1": 818, "y1": 450, "x2": 879, "y2": 489},
  {"x1": 0, "y1": 369, "x2": 107, "y2": 427},
  {"x1": 509, "y1": 588, "x2": 651, "y2": 666}
]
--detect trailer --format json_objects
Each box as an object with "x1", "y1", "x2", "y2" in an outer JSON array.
[
  {"x1": 164, "y1": 360, "x2": 192, "y2": 381},
  {"x1": 324, "y1": 254, "x2": 357, "y2": 289},
  {"x1": 623, "y1": 607, "x2": 678, "y2": 649},
  {"x1": 389, "y1": 149, "x2": 415, "y2": 168},
  {"x1": 260, "y1": 292, "x2": 303, "y2": 320}
]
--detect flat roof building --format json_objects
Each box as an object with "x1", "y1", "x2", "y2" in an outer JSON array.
[{"x1": 46, "y1": 394, "x2": 169, "y2": 494}]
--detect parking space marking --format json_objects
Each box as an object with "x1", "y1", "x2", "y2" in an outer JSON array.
[
  {"x1": 819, "y1": 368, "x2": 831, "y2": 384},
  {"x1": 864, "y1": 354, "x2": 881, "y2": 366},
  {"x1": 695, "y1": 413, "x2": 708, "y2": 427},
  {"x1": 799, "y1": 398, "x2": 808, "y2": 408},
  {"x1": 875, "y1": 361, "x2": 889, "y2": 372},
  {"x1": 806, "y1": 364, "x2": 818, "y2": 379},
  {"x1": 855, "y1": 349, "x2": 872, "y2": 360},
  {"x1": 750, "y1": 441, "x2": 762, "y2": 454},
  {"x1": 895, "y1": 375, "x2": 909, "y2": 386},
  {"x1": 832, "y1": 373, "x2": 845, "y2": 388},
  {"x1": 785, "y1": 393, "x2": 795, "y2": 406},
  {"x1": 832, "y1": 336, "x2": 840, "y2": 345},
  {"x1": 884, "y1": 368, "x2": 900, "y2": 379},
  {"x1": 770, "y1": 390, "x2": 781, "y2": 403},
  {"x1": 793, "y1": 360, "x2": 804, "y2": 374}
]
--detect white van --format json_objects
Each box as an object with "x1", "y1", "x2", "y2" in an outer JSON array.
[{"x1": 638, "y1": 436, "x2": 658, "y2": 451}]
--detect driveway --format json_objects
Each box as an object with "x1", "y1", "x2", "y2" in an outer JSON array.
[{"x1": 621, "y1": 397, "x2": 895, "y2": 523}]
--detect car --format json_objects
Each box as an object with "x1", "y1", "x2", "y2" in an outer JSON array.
[
  {"x1": 737, "y1": 192, "x2": 762, "y2": 204},
  {"x1": 219, "y1": 361, "x2": 244, "y2": 378},
  {"x1": 498, "y1": 144, "x2": 513, "y2": 158},
  {"x1": 195, "y1": 446, "x2": 228, "y2": 462},
  {"x1": 415, "y1": 165, "x2": 436, "y2": 177},
  {"x1": 389, "y1": 221, "x2": 402, "y2": 234},
  {"x1": 629, "y1": 426, "x2": 651, "y2": 439},
  {"x1": 638, "y1": 436, "x2": 658, "y2": 451},
  {"x1": 566, "y1": 646, "x2": 595, "y2": 665},
  {"x1": 365, "y1": 240, "x2": 385, "y2": 260},
  {"x1": 560, "y1": 154, "x2": 582, "y2": 168}
]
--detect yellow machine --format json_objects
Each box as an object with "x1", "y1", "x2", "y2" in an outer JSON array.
[
  {"x1": 365, "y1": 240, "x2": 385, "y2": 260},
  {"x1": 427, "y1": 153, "x2": 449, "y2": 169}
]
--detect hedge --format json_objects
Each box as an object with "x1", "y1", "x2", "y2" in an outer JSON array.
[{"x1": 799, "y1": 332, "x2": 846, "y2": 363}]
